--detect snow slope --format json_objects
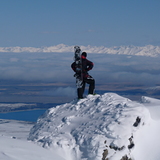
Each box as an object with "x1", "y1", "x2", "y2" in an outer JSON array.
[
  {"x1": 0, "y1": 93, "x2": 160, "y2": 160},
  {"x1": 0, "y1": 119, "x2": 65, "y2": 160},
  {"x1": 0, "y1": 135, "x2": 65, "y2": 160},
  {"x1": 28, "y1": 93, "x2": 160, "y2": 160}
]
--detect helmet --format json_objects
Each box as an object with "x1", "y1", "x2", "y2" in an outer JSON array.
[{"x1": 81, "y1": 52, "x2": 87, "y2": 57}]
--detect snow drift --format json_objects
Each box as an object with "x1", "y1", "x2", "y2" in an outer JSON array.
[{"x1": 28, "y1": 93, "x2": 160, "y2": 160}]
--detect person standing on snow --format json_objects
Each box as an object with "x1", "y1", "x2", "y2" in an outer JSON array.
[{"x1": 71, "y1": 52, "x2": 95, "y2": 99}]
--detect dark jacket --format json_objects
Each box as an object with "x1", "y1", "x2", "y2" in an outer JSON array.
[{"x1": 71, "y1": 56, "x2": 94, "y2": 79}]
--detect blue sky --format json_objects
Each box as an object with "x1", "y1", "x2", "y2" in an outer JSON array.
[{"x1": 1, "y1": 0, "x2": 160, "y2": 47}]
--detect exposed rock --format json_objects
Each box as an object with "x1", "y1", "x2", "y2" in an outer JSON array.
[
  {"x1": 102, "y1": 149, "x2": 108, "y2": 160},
  {"x1": 128, "y1": 135, "x2": 135, "y2": 149},
  {"x1": 120, "y1": 155, "x2": 132, "y2": 160},
  {"x1": 133, "y1": 116, "x2": 141, "y2": 127},
  {"x1": 109, "y1": 144, "x2": 125, "y2": 151}
]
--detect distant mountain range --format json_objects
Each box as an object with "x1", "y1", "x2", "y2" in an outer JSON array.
[{"x1": 0, "y1": 44, "x2": 160, "y2": 57}]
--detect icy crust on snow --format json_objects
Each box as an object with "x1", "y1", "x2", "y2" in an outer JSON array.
[
  {"x1": 28, "y1": 93, "x2": 150, "y2": 160},
  {"x1": 141, "y1": 96, "x2": 160, "y2": 120}
]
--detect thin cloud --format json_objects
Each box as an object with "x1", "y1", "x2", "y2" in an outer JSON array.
[
  {"x1": 40, "y1": 87, "x2": 76, "y2": 97},
  {"x1": 0, "y1": 52, "x2": 159, "y2": 87},
  {"x1": 41, "y1": 31, "x2": 58, "y2": 34},
  {"x1": 87, "y1": 29, "x2": 95, "y2": 33}
]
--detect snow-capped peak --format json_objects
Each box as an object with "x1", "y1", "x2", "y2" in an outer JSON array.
[
  {"x1": 28, "y1": 93, "x2": 159, "y2": 160},
  {"x1": 1, "y1": 44, "x2": 160, "y2": 57}
]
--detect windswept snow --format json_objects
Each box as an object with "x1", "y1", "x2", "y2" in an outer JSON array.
[
  {"x1": 141, "y1": 96, "x2": 160, "y2": 120},
  {"x1": 28, "y1": 93, "x2": 160, "y2": 160},
  {"x1": 0, "y1": 135, "x2": 65, "y2": 160},
  {"x1": 1, "y1": 93, "x2": 160, "y2": 160},
  {"x1": 0, "y1": 119, "x2": 65, "y2": 160}
]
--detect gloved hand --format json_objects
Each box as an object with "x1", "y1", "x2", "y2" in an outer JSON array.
[{"x1": 74, "y1": 73, "x2": 80, "y2": 78}]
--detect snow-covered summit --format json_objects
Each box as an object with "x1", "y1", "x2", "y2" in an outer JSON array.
[{"x1": 28, "y1": 93, "x2": 160, "y2": 160}]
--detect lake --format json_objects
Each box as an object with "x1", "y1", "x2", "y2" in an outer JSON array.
[{"x1": 0, "y1": 109, "x2": 47, "y2": 122}]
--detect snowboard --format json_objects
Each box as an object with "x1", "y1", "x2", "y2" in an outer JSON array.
[{"x1": 74, "y1": 46, "x2": 83, "y2": 88}]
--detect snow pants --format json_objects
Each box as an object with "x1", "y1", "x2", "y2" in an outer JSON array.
[{"x1": 77, "y1": 75, "x2": 95, "y2": 99}]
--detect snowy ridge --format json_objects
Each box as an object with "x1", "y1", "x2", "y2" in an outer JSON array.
[
  {"x1": 28, "y1": 93, "x2": 152, "y2": 160},
  {"x1": 0, "y1": 44, "x2": 160, "y2": 57}
]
